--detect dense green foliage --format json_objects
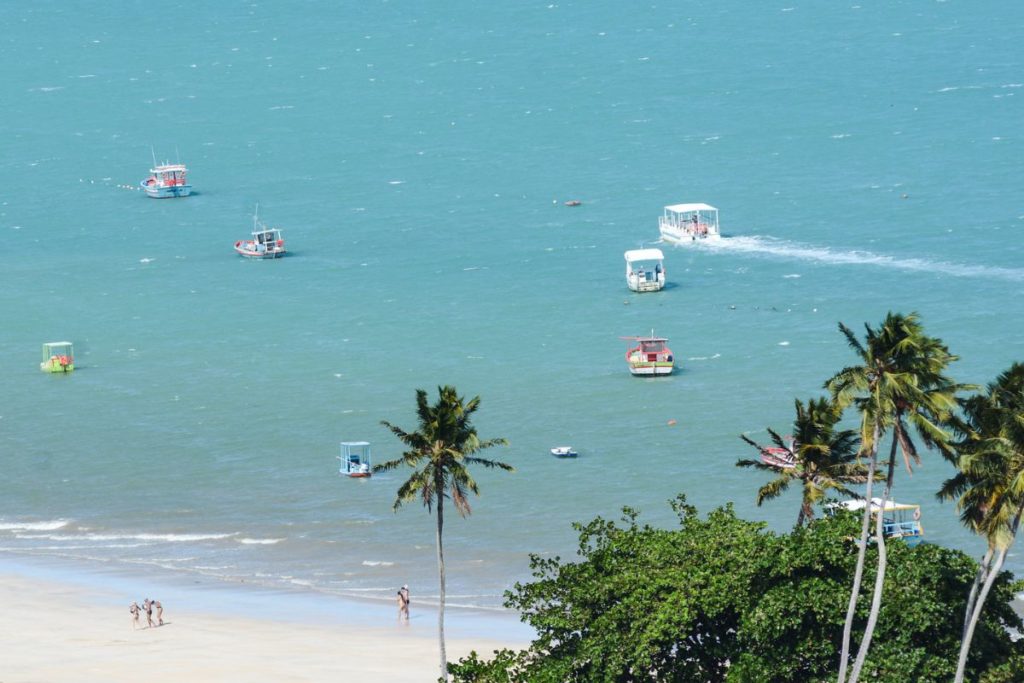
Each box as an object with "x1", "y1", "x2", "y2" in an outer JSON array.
[
  {"x1": 449, "y1": 496, "x2": 1024, "y2": 683},
  {"x1": 737, "y1": 395, "x2": 869, "y2": 528}
]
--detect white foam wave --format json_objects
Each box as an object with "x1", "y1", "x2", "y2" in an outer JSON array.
[
  {"x1": 16, "y1": 531, "x2": 234, "y2": 542},
  {"x1": 362, "y1": 560, "x2": 395, "y2": 567},
  {"x1": 697, "y1": 235, "x2": 1024, "y2": 282},
  {"x1": 237, "y1": 538, "x2": 284, "y2": 545},
  {"x1": 0, "y1": 520, "x2": 69, "y2": 532}
]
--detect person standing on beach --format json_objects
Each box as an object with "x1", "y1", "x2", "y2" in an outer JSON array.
[
  {"x1": 153, "y1": 599, "x2": 164, "y2": 626},
  {"x1": 129, "y1": 601, "x2": 141, "y2": 630},
  {"x1": 143, "y1": 598, "x2": 154, "y2": 628},
  {"x1": 397, "y1": 585, "x2": 410, "y2": 621}
]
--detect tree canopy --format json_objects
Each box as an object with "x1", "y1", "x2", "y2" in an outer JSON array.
[{"x1": 449, "y1": 496, "x2": 1024, "y2": 683}]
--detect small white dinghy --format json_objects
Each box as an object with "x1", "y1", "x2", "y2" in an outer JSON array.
[{"x1": 550, "y1": 446, "x2": 578, "y2": 458}]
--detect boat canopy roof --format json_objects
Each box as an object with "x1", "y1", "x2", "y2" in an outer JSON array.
[
  {"x1": 830, "y1": 498, "x2": 919, "y2": 513},
  {"x1": 624, "y1": 248, "x2": 665, "y2": 262},
  {"x1": 151, "y1": 164, "x2": 187, "y2": 173},
  {"x1": 341, "y1": 441, "x2": 370, "y2": 447},
  {"x1": 665, "y1": 202, "x2": 717, "y2": 213}
]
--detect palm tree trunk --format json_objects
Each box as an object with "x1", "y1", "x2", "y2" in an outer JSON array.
[
  {"x1": 796, "y1": 505, "x2": 806, "y2": 530},
  {"x1": 963, "y1": 546, "x2": 994, "y2": 640},
  {"x1": 436, "y1": 492, "x2": 448, "y2": 682},
  {"x1": 955, "y1": 508, "x2": 1023, "y2": 683},
  {"x1": 838, "y1": 424, "x2": 880, "y2": 683},
  {"x1": 848, "y1": 433, "x2": 899, "y2": 683}
]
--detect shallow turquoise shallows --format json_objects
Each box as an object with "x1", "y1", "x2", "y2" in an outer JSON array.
[{"x1": 2, "y1": 1, "x2": 1022, "y2": 610}]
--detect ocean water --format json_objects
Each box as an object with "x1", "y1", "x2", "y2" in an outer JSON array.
[{"x1": 2, "y1": 1, "x2": 1022, "y2": 611}]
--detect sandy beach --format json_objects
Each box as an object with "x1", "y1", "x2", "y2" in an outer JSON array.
[{"x1": 0, "y1": 559, "x2": 530, "y2": 683}]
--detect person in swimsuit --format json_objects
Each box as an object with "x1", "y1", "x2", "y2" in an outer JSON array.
[
  {"x1": 129, "y1": 601, "x2": 141, "y2": 630},
  {"x1": 154, "y1": 600, "x2": 164, "y2": 626},
  {"x1": 397, "y1": 585, "x2": 410, "y2": 621},
  {"x1": 143, "y1": 598, "x2": 154, "y2": 628}
]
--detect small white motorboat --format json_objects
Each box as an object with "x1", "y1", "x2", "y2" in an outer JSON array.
[
  {"x1": 624, "y1": 248, "x2": 666, "y2": 292},
  {"x1": 550, "y1": 446, "x2": 578, "y2": 458}
]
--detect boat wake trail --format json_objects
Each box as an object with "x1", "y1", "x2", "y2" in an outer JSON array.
[{"x1": 695, "y1": 236, "x2": 1024, "y2": 282}]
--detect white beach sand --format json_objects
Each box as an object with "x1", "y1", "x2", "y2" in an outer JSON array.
[{"x1": 0, "y1": 563, "x2": 529, "y2": 683}]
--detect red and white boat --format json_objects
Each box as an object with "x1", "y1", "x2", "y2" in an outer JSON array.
[
  {"x1": 759, "y1": 446, "x2": 796, "y2": 469},
  {"x1": 140, "y1": 162, "x2": 192, "y2": 198},
  {"x1": 623, "y1": 332, "x2": 675, "y2": 376}
]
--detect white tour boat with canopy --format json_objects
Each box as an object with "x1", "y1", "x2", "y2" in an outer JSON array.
[
  {"x1": 624, "y1": 248, "x2": 666, "y2": 292},
  {"x1": 659, "y1": 203, "x2": 720, "y2": 243},
  {"x1": 339, "y1": 441, "x2": 372, "y2": 478}
]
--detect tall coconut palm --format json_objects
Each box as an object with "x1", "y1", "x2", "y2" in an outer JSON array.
[
  {"x1": 938, "y1": 363, "x2": 1024, "y2": 683},
  {"x1": 375, "y1": 386, "x2": 512, "y2": 682},
  {"x1": 737, "y1": 396, "x2": 869, "y2": 529},
  {"x1": 825, "y1": 312, "x2": 962, "y2": 683}
]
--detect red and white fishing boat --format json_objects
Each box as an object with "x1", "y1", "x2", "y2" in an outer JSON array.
[
  {"x1": 623, "y1": 332, "x2": 675, "y2": 376},
  {"x1": 140, "y1": 161, "x2": 192, "y2": 198},
  {"x1": 759, "y1": 446, "x2": 796, "y2": 469}
]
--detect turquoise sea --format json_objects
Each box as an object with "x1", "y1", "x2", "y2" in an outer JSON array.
[{"x1": 2, "y1": 1, "x2": 1023, "y2": 613}]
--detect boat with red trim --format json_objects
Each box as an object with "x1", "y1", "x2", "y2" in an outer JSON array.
[
  {"x1": 140, "y1": 162, "x2": 191, "y2": 198},
  {"x1": 623, "y1": 332, "x2": 675, "y2": 376}
]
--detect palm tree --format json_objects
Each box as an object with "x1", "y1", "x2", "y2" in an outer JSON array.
[
  {"x1": 938, "y1": 363, "x2": 1024, "y2": 683},
  {"x1": 825, "y1": 312, "x2": 962, "y2": 683},
  {"x1": 375, "y1": 385, "x2": 512, "y2": 682},
  {"x1": 737, "y1": 396, "x2": 869, "y2": 529}
]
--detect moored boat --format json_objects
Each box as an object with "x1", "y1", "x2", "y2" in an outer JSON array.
[
  {"x1": 624, "y1": 332, "x2": 675, "y2": 376},
  {"x1": 235, "y1": 206, "x2": 286, "y2": 259},
  {"x1": 828, "y1": 498, "x2": 923, "y2": 544},
  {"x1": 624, "y1": 248, "x2": 666, "y2": 292},
  {"x1": 40, "y1": 341, "x2": 74, "y2": 373},
  {"x1": 339, "y1": 441, "x2": 372, "y2": 478},
  {"x1": 760, "y1": 446, "x2": 796, "y2": 469},
  {"x1": 659, "y1": 203, "x2": 720, "y2": 243},
  {"x1": 550, "y1": 446, "x2": 578, "y2": 458},
  {"x1": 140, "y1": 162, "x2": 192, "y2": 198}
]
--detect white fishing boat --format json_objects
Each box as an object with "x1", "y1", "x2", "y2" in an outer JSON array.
[
  {"x1": 234, "y1": 206, "x2": 286, "y2": 259},
  {"x1": 624, "y1": 248, "x2": 666, "y2": 292},
  {"x1": 828, "y1": 498, "x2": 923, "y2": 544},
  {"x1": 659, "y1": 203, "x2": 720, "y2": 243},
  {"x1": 339, "y1": 441, "x2": 372, "y2": 478},
  {"x1": 550, "y1": 446, "x2": 578, "y2": 458},
  {"x1": 623, "y1": 332, "x2": 675, "y2": 376}
]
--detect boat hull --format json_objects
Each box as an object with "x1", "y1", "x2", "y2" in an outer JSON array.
[
  {"x1": 141, "y1": 181, "x2": 192, "y2": 198},
  {"x1": 626, "y1": 277, "x2": 665, "y2": 293},
  {"x1": 234, "y1": 241, "x2": 286, "y2": 259},
  {"x1": 628, "y1": 363, "x2": 675, "y2": 376},
  {"x1": 659, "y1": 226, "x2": 720, "y2": 244},
  {"x1": 40, "y1": 359, "x2": 74, "y2": 373}
]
